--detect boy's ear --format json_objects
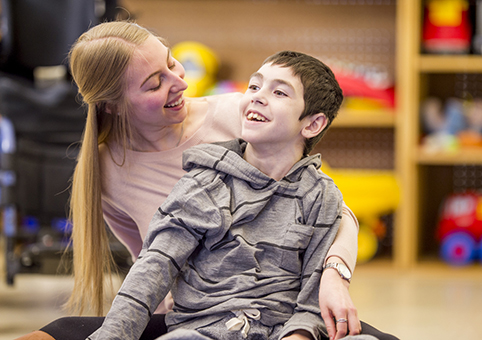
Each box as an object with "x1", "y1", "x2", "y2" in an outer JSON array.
[{"x1": 301, "y1": 113, "x2": 328, "y2": 139}]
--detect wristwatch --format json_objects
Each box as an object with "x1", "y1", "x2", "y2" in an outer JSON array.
[{"x1": 324, "y1": 262, "x2": 352, "y2": 283}]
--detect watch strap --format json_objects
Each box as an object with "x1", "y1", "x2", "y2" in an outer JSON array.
[{"x1": 324, "y1": 262, "x2": 352, "y2": 282}]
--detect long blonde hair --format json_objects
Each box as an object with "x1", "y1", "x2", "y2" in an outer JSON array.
[{"x1": 67, "y1": 21, "x2": 156, "y2": 316}]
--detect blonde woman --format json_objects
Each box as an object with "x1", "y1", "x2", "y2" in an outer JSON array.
[{"x1": 17, "y1": 22, "x2": 397, "y2": 340}]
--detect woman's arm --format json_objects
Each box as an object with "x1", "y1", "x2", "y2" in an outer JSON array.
[
  {"x1": 325, "y1": 204, "x2": 359, "y2": 272},
  {"x1": 319, "y1": 204, "x2": 362, "y2": 340}
]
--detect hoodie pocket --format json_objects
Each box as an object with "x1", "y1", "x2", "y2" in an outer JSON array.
[{"x1": 279, "y1": 223, "x2": 314, "y2": 273}]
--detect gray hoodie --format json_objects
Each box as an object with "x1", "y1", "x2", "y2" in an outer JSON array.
[{"x1": 88, "y1": 139, "x2": 343, "y2": 340}]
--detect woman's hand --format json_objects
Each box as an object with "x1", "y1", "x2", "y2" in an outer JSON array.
[
  {"x1": 155, "y1": 291, "x2": 174, "y2": 314},
  {"x1": 281, "y1": 330, "x2": 314, "y2": 340},
  {"x1": 319, "y1": 258, "x2": 361, "y2": 340}
]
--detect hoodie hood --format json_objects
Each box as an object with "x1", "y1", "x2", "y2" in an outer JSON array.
[{"x1": 182, "y1": 138, "x2": 321, "y2": 186}]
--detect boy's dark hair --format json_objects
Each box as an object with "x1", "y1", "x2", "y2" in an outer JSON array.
[{"x1": 263, "y1": 51, "x2": 343, "y2": 155}]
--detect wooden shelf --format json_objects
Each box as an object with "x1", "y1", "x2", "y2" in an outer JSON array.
[
  {"x1": 333, "y1": 108, "x2": 395, "y2": 128},
  {"x1": 418, "y1": 55, "x2": 482, "y2": 73},
  {"x1": 416, "y1": 147, "x2": 482, "y2": 165}
]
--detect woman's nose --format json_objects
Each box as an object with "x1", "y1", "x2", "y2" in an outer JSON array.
[
  {"x1": 170, "y1": 71, "x2": 188, "y2": 93},
  {"x1": 175, "y1": 77, "x2": 189, "y2": 92},
  {"x1": 171, "y1": 61, "x2": 188, "y2": 92}
]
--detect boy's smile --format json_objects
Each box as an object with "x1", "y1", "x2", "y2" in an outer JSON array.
[{"x1": 246, "y1": 110, "x2": 268, "y2": 122}]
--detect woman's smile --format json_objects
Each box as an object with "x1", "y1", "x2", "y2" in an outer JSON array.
[{"x1": 164, "y1": 96, "x2": 185, "y2": 109}]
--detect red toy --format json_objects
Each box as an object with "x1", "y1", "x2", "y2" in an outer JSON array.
[
  {"x1": 422, "y1": 0, "x2": 472, "y2": 54},
  {"x1": 437, "y1": 192, "x2": 482, "y2": 265}
]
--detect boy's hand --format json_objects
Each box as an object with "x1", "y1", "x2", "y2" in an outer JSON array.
[
  {"x1": 281, "y1": 330, "x2": 314, "y2": 340},
  {"x1": 319, "y1": 258, "x2": 361, "y2": 340}
]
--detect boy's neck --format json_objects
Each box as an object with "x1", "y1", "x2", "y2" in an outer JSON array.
[{"x1": 244, "y1": 143, "x2": 304, "y2": 181}]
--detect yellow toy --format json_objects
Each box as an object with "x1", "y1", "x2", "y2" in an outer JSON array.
[
  {"x1": 171, "y1": 41, "x2": 219, "y2": 97},
  {"x1": 322, "y1": 163, "x2": 400, "y2": 263}
]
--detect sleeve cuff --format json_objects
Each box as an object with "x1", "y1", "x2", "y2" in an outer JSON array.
[{"x1": 279, "y1": 312, "x2": 328, "y2": 340}]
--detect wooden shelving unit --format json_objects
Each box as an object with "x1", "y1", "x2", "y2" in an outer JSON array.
[{"x1": 397, "y1": 0, "x2": 482, "y2": 268}]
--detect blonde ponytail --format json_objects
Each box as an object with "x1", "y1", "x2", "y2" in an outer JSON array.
[
  {"x1": 65, "y1": 21, "x2": 153, "y2": 315},
  {"x1": 67, "y1": 105, "x2": 115, "y2": 316}
]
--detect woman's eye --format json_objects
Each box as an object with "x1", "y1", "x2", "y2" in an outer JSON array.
[
  {"x1": 150, "y1": 74, "x2": 165, "y2": 91},
  {"x1": 150, "y1": 82, "x2": 161, "y2": 91}
]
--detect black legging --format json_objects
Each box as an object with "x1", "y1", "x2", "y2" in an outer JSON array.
[
  {"x1": 41, "y1": 315, "x2": 399, "y2": 340},
  {"x1": 41, "y1": 315, "x2": 167, "y2": 340}
]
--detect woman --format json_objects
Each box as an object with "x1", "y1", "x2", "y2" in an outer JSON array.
[{"x1": 18, "y1": 21, "x2": 397, "y2": 340}]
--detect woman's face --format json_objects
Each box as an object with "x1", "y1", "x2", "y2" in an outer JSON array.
[{"x1": 125, "y1": 35, "x2": 188, "y2": 131}]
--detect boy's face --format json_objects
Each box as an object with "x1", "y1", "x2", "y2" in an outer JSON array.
[{"x1": 239, "y1": 63, "x2": 308, "y2": 152}]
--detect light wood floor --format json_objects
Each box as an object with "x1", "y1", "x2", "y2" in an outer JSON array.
[{"x1": 1, "y1": 259, "x2": 481, "y2": 339}]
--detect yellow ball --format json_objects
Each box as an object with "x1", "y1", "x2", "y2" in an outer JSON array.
[{"x1": 172, "y1": 41, "x2": 219, "y2": 97}]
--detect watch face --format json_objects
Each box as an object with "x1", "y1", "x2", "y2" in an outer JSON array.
[{"x1": 339, "y1": 264, "x2": 352, "y2": 279}]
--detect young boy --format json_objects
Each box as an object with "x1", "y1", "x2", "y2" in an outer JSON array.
[{"x1": 88, "y1": 51, "x2": 372, "y2": 340}]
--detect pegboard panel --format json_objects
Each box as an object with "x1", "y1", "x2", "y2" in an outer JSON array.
[
  {"x1": 120, "y1": 0, "x2": 396, "y2": 82},
  {"x1": 454, "y1": 73, "x2": 482, "y2": 100},
  {"x1": 313, "y1": 127, "x2": 395, "y2": 169},
  {"x1": 426, "y1": 73, "x2": 482, "y2": 100},
  {"x1": 453, "y1": 165, "x2": 482, "y2": 192}
]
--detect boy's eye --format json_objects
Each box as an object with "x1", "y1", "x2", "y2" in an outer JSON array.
[
  {"x1": 248, "y1": 84, "x2": 259, "y2": 91},
  {"x1": 274, "y1": 90, "x2": 287, "y2": 96}
]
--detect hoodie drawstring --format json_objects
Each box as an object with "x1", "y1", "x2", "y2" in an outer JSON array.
[{"x1": 225, "y1": 309, "x2": 261, "y2": 338}]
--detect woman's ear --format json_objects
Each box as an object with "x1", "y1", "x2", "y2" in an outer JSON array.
[
  {"x1": 104, "y1": 103, "x2": 117, "y2": 115},
  {"x1": 301, "y1": 113, "x2": 328, "y2": 139}
]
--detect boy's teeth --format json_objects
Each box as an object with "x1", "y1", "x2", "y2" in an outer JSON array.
[{"x1": 247, "y1": 112, "x2": 266, "y2": 122}]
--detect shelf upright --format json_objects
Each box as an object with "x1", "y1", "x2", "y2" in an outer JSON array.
[{"x1": 394, "y1": 0, "x2": 422, "y2": 268}]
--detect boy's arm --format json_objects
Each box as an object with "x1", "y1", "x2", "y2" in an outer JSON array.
[
  {"x1": 87, "y1": 209, "x2": 202, "y2": 340},
  {"x1": 87, "y1": 176, "x2": 220, "y2": 340},
  {"x1": 86, "y1": 230, "x2": 191, "y2": 339}
]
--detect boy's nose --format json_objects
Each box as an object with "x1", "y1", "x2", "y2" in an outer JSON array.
[
  {"x1": 251, "y1": 92, "x2": 267, "y2": 105},
  {"x1": 251, "y1": 98, "x2": 264, "y2": 105}
]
